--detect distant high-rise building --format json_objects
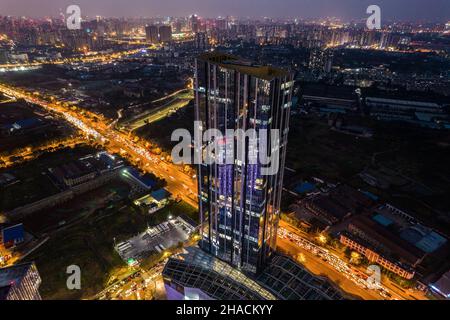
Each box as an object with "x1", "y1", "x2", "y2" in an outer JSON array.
[
  {"x1": 59, "y1": 29, "x2": 103, "y2": 51},
  {"x1": 309, "y1": 48, "x2": 334, "y2": 74},
  {"x1": 190, "y1": 14, "x2": 199, "y2": 33},
  {"x1": 359, "y1": 31, "x2": 369, "y2": 47},
  {"x1": 379, "y1": 32, "x2": 401, "y2": 49},
  {"x1": 0, "y1": 263, "x2": 42, "y2": 300},
  {"x1": 398, "y1": 36, "x2": 411, "y2": 46},
  {"x1": 159, "y1": 25, "x2": 172, "y2": 43},
  {"x1": 195, "y1": 52, "x2": 294, "y2": 275},
  {"x1": 215, "y1": 18, "x2": 228, "y2": 31},
  {"x1": 0, "y1": 50, "x2": 9, "y2": 64},
  {"x1": 145, "y1": 25, "x2": 159, "y2": 43},
  {"x1": 379, "y1": 32, "x2": 391, "y2": 49},
  {"x1": 174, "y1": 20, "x2": 183, "y2": 33},
  {"x1": 195, "y1": 32, "x2": 208, "y2": 51}
]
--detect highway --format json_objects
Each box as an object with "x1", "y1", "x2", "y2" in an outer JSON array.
[
  {"x1": 0, "y1": 83, "x2": 198, "y2": 208},
  {"x1": 0, "y1": 83, "x2": 428, "y2": 301},
  {"x1": 0, "y1": 47, "x2": 146, "y2": 71},
  {"x1": 95, "y1": 262, "x2": 166, "y2": 300},
  {"x1": 278, "y1": 220, "x2": 429, "y2": 300}
]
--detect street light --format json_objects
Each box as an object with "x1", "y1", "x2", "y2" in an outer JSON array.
[
  {"x1": 351, "y1": 251, "x2": 360, "y2": 259},
  {"x1": 318, "y1": 234, "x2": 327, "y2": 244}
]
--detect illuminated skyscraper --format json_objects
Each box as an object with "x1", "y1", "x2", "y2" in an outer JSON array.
[
  {"x1": 194, "y1": 52, "x2": 294, "y2": 275},
  {"x1": 0, "y1": 263, "x2": 42, "y2": 300}
]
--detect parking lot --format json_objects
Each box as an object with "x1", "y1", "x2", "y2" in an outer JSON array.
[{"x1": 115, "y1": 217, "x2": 194, "y2": 264}]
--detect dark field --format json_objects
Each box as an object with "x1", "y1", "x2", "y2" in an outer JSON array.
[{"x1": 286, "y1": 115, "x2": 450, "y2": 234}]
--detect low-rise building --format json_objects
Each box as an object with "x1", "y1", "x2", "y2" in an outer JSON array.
[
  {"x1": 120, "y1": 167, "x2": 156, "y2": 192},
  {"x1": 302, "y1": 184, "x2": 374, "y2": 227},
  {"x1": 340, "y1": 232, "x2": 415, "y2": 279},
  {"x1": 150, "y1": 188, "x2": 170, "y2": 206},
  {"x1": 48, "y1": 151, "x2": 124, "y2": 188},
  {"x1": 337, "y1": 205, "x2": 447, "y2": 279},
  {"x1": 0, "y1": 223, "x2": 25, "y2": 248},
  {"x1": 301, "y1": 83, "x2": 359, "y2": 115},
  {"x1": 431, "y1": 270, "x2": 450, "y2": 299},
  {"x1": 0, "y1": 262, "x2": 42, "y2": 300},
  {"x1": 365, "y1": 96, "x2": 450, "y2": 129}
]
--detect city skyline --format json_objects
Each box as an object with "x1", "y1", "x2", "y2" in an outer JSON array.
[
  {"x1": 0, "y1": 0, "x2": 449, "y2": 22},
  {"x1": 0, "y1": 0, "x2": 449, "y2": 303}
]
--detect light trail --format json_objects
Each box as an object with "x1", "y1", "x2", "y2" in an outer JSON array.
[
  {"x1": 0, "y1": 83, "x2": 198, "y2": 208},
  {"x1": 278, "y1": 227, "x2": 396, "y2": 299}
]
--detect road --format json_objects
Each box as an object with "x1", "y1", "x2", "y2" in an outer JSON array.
[
  {"x1": 0, "y1": 48, "x2": 145, "y2": 71},
  {"x1": 277, "y1": 236, "x2": 382, "y2": 300},
  {"x1": 96, "y1": 262, "x2": 166, "y2": 300},
  {"x1": 3, "y1": 82, "x2": 427, "y2": 301},
  {"x1": 0, "y1": 83, "x2": 198, "y2": 208},
  {"x1": 120, "y1": 89, "x2": 193, "y2": 132},
  {"x1": 278, "y1": 220, "x2": 429, "y2": 300}
]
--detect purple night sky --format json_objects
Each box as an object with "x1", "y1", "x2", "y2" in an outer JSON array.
[{"x1": 0, "y1": 0, "x2": 448, "y2": 21}]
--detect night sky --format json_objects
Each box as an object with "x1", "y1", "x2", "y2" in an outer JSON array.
[{"x1": 0, "y1": 0, "x2": 448, "y2": 21}]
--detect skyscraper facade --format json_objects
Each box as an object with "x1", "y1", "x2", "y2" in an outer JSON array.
[
  {"x1": 0, "y1": 262, "x2": 42, "y2": 300},
  {"x1": 159, "y1": 25, "x2": 172, "y2": 43},
  {"x1": 145, "y1": 25, "x2": 159, "y2": 43},
  {"x1": 194, "y1": 52, "x2": 294, "y2": 275}
]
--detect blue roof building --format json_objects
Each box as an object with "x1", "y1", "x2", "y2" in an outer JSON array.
[
  {"x1": 121, "y1": 167, "x2": 156, "y2": 190},
  {"x1": 151, "y1": 189, "x2": 170, "y2": 202}
]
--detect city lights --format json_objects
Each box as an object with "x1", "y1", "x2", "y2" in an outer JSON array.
[{"x1": 0, "y1": 0, "x2": 448, "y2": 307}]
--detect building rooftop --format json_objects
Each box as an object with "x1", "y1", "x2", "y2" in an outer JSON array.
[
  {"x1": 294, "y1": 182, "x2": 316, "y2": 194},
  {"x1": 431, "y1": 270, "x2": 450, "y2": 298},
  {"x1": 163, "y1": 247, "x2": 350, "y2": 300},
  {"x1": 163, "y1": 246, "x2": 276, "y2": 300},
  {"x1": 50, "y1": 160, "x2": 94, "y2": 181},
  {"x1": 348, "y1": 214, "x2": 425, "y2": 266},
  {"x1": 257, "y1": 254, "x2": 348, "y2": 300},
  {"x1": 1, "y1": 118, "x2": 44, "y2": 133},
  {"x1": 301, "y1": 83, "x2": 358, "y2": 101},
  {"x1": 121, "y1": 167, "x2": 156, "y2": 189},
  {"x1": 150, "y1": 188, "x2": 170, "y2": 202},
  {"x1": 363, "y1": 87, "x2": 450, "y2": 105},
  {"x1": 198, "y1": 52, "x2": 291, "y2": 81},
  {"x1": 0, "y1": 263, "x2": 34, "y2": 293}
]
